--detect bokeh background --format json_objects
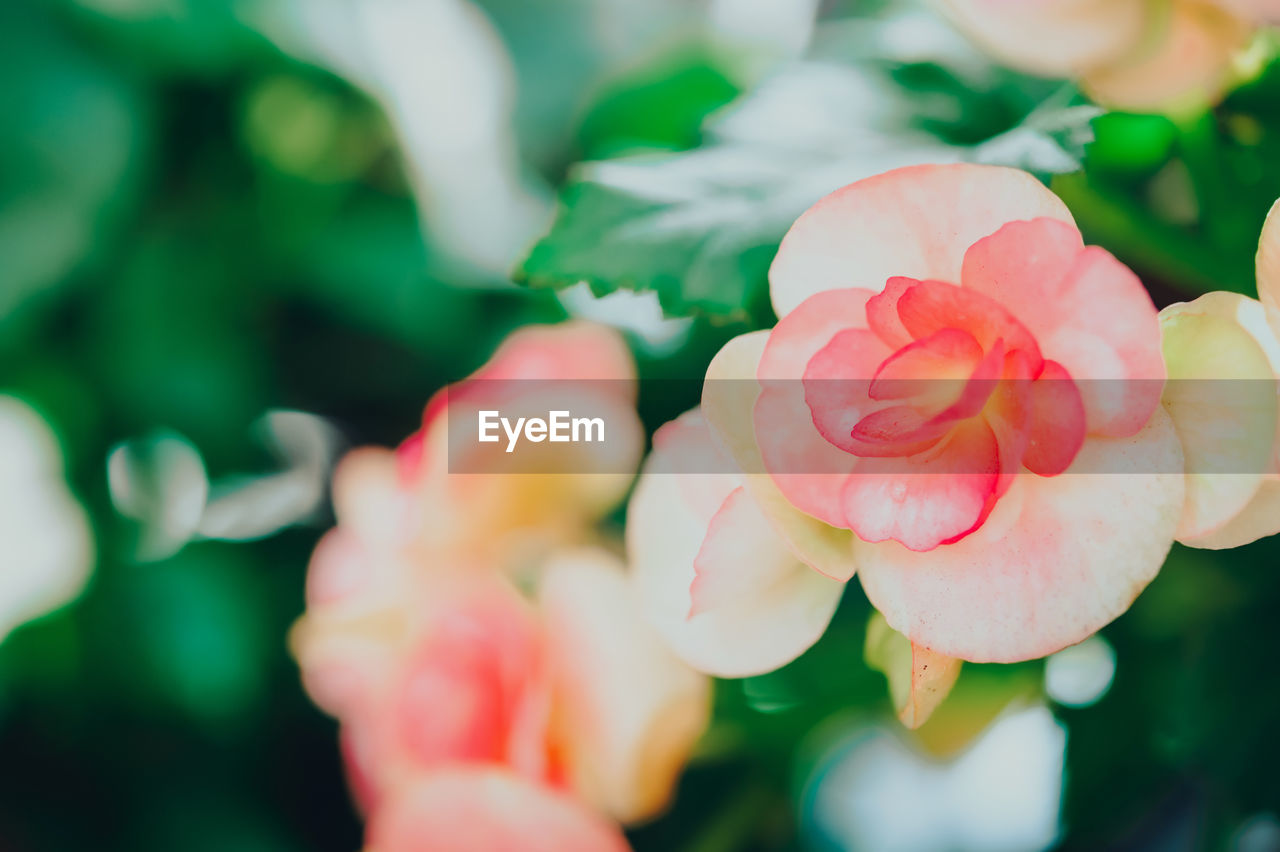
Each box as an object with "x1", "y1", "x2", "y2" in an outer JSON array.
[{"x1": 4, "y1": 0, "x2": 1280, "y2": 849}]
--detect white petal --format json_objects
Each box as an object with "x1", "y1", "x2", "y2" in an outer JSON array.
[
  {"x1": 768, "y1": 163, "x2": 1074, "y2": 318},
  {"x1": 1160, "y1": 294, "x2": 1280, "y2": 543},
  {"x1": 858, "y1": 409, "x2": 1183, "y2": 663},
  {"x1": 702, "y1": 332, "x2": 858, "y2": 580},
  {"x1": 627, "y1": 411, "x2": 844, "y2": 678},
  {"x1": 538, "y1": 548, "x2": 710, "y2": 824}
]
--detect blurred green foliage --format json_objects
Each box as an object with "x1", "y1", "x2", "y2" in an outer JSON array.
[{"x1": 3, "y1": 0, "x2": 1280, "y2": 850}]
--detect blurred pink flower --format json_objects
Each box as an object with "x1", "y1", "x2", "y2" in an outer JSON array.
[
  {"x1": 941, "y1": 0, "x2": 1277, "y2": 113},
  {"x1": 647, "y1": 163, "x2": 1184, "y2": 668},
  {"x1": 299, "y1": 478, "x2": 708, "y2": 844},
  {"x1": 324, "y1": 568, "x2": 557, "y2": 813},
  {"x1": 294, "y1": 323, "x2": 708, "y2": 850},
  {"x1": 364, "y1": 768, "x2": 629, "y2": 852},
  {"x1": 395, "y1": 321, "x2": 644, "y2": 566},
  {"x1": 1160, "y1": 199, "x2": 1280, "y2": 548}
]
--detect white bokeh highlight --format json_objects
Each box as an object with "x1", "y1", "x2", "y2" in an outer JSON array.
[
  {"x1": 808, "y1": 706, "x2": 1065, "y2": 852},
  {"x1": 1044, "y1": 635, "x2": 1117, "y2": 708},
  {"x1": 248, "y1": 0, "x2": 547, "y2": 275},
  {"x1": 0, "y1": 396, "x2": 93, "y2": 641}
]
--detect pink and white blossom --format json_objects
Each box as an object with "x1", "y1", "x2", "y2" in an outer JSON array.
[
  {"x1": 638, "y1": 163, "x2": 1184, "y2": 672},
  {"x1": 294, "y1": 323, "x2": 707, "y2": 851}
]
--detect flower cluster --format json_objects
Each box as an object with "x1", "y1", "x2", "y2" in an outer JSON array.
[
  {"x1": 296, "y1": 168, "x2": 1280, "y2": 831},
  {"x1": 631, "y1": 163, "x2": 1280, "y2": 726},
  {"x1": 293, "y1": 323, "x2": 709, "y2": 851}
]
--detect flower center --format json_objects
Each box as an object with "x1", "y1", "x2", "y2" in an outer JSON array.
[{"x1": 804, "y1": 275, "x2": 1087, "y2": 478}]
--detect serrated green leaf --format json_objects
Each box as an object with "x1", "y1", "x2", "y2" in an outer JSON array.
[
  {"x1": 517, "y1": 160, "x2": 791, "y2": 321},
  {"x1": 517, "y1": 48, "x2": 1098, "y2": 321}
]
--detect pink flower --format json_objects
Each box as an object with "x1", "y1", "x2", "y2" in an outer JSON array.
[
  {"x1": 294, "y1": 322, "x2": 708, "y2": 850},
  {"x1": 941, "y1": 0, "x2": 1276, "y2": 113},
  {"x1": 641, "y1": 163, "x2": 1185, "y2": 668},
  {"x1": 295, "y1": 448, "x2": 560, "y2": 808},
  {"x1": 396, "y1": 320, "x2": 644, "y2": 564},
  {"x1": 298, "y1": 479, "x2": 707, "y2": 839},
  {"x1": 1160, "y1": 199, "x2": 1280, "y2": 548}
]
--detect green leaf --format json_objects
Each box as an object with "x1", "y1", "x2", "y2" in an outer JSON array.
[
  {"x1": 517, "y1": 41, "x2": 1099, "y2": 321},
  {"x1": 974, "y1": 100, "x2": 1102, "y2": 180},
  {"x1": 577, "y1": 48, "x2": 741, "y2": 159},
  {"x1": 517, "y1": 157, "x2": 796, "y2": 321}
]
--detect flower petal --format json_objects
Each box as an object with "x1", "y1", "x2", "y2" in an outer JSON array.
[
  {"x1": 752, "y1": 291, "x2": 875, "y2": 527},
  {"x1": 393, "y1": 589, "x2": 547, "y2": 770},
  {"x1": 325, "y1": 574, "x2": 557, "y2": 809},
  {"x1": 870, "y1": 327, "x2": 984, "y2": 401},
  {"x1": 703, "y1": 332, "x2": 859, "y2": 580},
  {"x1": 839, "y1": 418, "x2": 1001, "y2": 551},
  {"x1": 365, "y1": 768, "x2": 630, "y2": 852},
  {"x1": 1161, "y1": 294, "x2": 1280, "y2": 545},
  {"x1": 756, "y1": 293, "x2": 879, "y2": 529},
  {"x1": 758, "y1": 288, "x2": 882, "y2": 377},
  {"x1": 691, "y1": 487, "x2": 804, "y2": 617},
  {"x1": 293, "y1": 527, "x2": 408, "y2": 719},
  {"x1": 896, "y1": 281, "x2": 1041, "y2": 359},
  {"x1": 1022, "y1": 360, "x2": 1087, "y2": 476},
  {"x1": 1259, "y1": 198, "x2": 1280, "y2": 333},
  {"x1": 866, "y1": 276, "x2": 916, "y2": 350},
  {"x1": 857, "y1": 409, "x2": 1184, "y2": 662},
  {"x1": 850, "y1": 404, "x2": 955, "y2": 454},
  {"x1": 457, "y1": 320, "x2": 637, "y2": 386},
  {"x1": 332, "y1": 447, "x2": 411, "y2": 546},
  {"x1": 1185, "y1": 479, "x2": 1280, "y2": 549},
  {"x1": 940, "y1": 0, "x2": 1146, "y2": 77},
  {"x1": 400, "y1": 321, "x2": 643, "y2": 558},
  {"x1": 1212, "y1": 0, "x2": 1280, "y2": 21},
  {"x1": 1081, "y1": 0, "x2": 1251, "y2": 115},
  {"x1": 805, "y1": 328, "x2": 899, "y2": 455},
  {"x1": 627, "y1": 412, "x2": 845, "y2": 678},
  {"x1": 852, "y1": 337, "x2": 1008, "y2": 456},
  {"x1": 410, "y1": 321, "x2": 637, "y2": 475},
  {"x1": 961, "y1": 218, "x2": 1164, "y2": 437},
  {"x1": 959, "y1": 217, "x2": 1083, "y2": 337},
  {"x1": 538, "y1": 549, "x2": 709, "y2": 824},
  {"x1": 768, "y1": 164, "x2": 1074, "y2": 318}
]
